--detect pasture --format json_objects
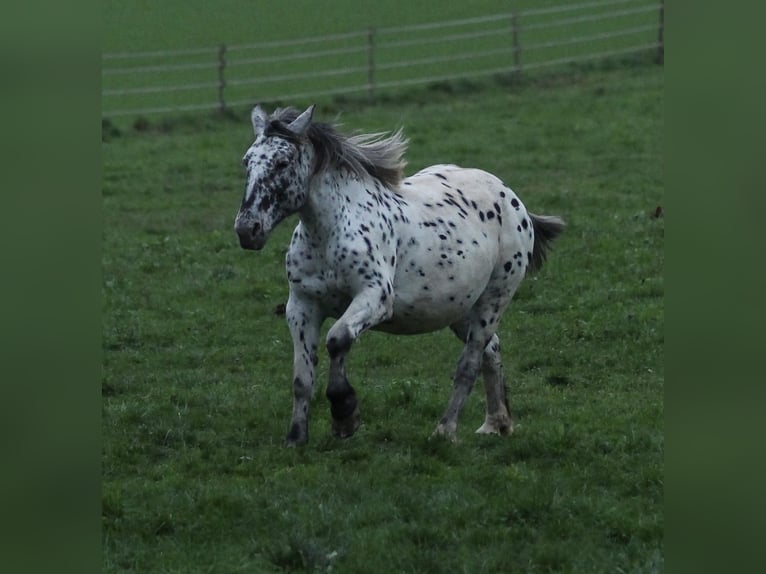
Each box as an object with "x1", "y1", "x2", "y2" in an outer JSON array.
[
  {"x1": 102, "y1": 0, "x2": 662, "y2": 119},
  {"x1": 102, "y1": 62, "x2": 663, "y2": 572}
]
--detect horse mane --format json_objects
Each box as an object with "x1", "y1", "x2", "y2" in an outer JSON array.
[{"x1": 266, "y1": 107, "x2": 408, "y2": 188}]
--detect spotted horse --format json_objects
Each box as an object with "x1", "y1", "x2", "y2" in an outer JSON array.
[{"x1": 234, "y1": 105, "x2": 565, "y2": 446}]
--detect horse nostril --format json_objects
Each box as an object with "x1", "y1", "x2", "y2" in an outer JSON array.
[{"x1": 252, "y1": 222, "x2": 261, "y2": 235}]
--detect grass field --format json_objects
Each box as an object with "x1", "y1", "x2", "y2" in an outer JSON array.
[
  {"x1": 102, "y1": 0, "x2": 602, "y2": 52},
  {"x1": 102, "y1": 0, "x2": 661, "y2": 119},
  {"x1": 102, "y1": 59, "x2": 663, "y2": 572}
]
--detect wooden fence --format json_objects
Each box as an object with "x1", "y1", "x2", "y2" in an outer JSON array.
[{"x1": 102, "y1": 0, "x2": 664, "y2": 118}]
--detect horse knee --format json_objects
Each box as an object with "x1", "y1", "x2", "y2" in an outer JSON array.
[{"x1": 327, "y1": 323, "x2": 353, "y2": 358}]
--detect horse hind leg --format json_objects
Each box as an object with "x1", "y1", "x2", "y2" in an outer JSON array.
[
  {"x1": 442, "y1": 289, "x2": 515, "y2": 440},
  {"x1": 441, "y1": 331, "x2": 514, "y2": 438},
  {"x1": 475, "y1": 334, "x2": 513, "y2": 435},
  {"x1": 434, "y1": 319, "x2": 488, "y2": 441},
  {"x1": 433, "y1": 339, "x2": 483, "y2": 441}
]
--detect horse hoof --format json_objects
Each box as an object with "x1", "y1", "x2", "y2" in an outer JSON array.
[
  {"x1": 475, "y1": 417, "x2": 514, "y2": 436},
  {"x1": 431, "y1": 423, "x2": 458, "y2": 443},
  {"x1": 331, "y1": 406, "x2": 361, "y2": 439},
  {"x1": 285, "y1": 438, "x2": 306, "y2": 447},
  {"x1": 285, "y1": 422, "x2": 309, "y2": 446}
]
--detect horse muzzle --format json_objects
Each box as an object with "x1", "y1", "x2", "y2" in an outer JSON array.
[{"x1": 234, "y1": 218, "x2": 267, "y2": 251}]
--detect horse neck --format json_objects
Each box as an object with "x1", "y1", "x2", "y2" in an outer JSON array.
[{"x1": 300, "y1": 168, "x2": 369, "y2": 240}]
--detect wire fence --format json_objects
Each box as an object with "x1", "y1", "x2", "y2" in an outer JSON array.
[{"x1": 102, "y1": 0, "x2": 664, "y2": 119}]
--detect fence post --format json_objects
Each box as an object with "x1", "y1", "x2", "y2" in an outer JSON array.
[
  {"x1": 217, "y1": 44, "x2": 227, "y2": 112},
  {"x1": 511, "y1": 12, "x2": 522, "y2": 77},
  {"x1": 367, "y1": 27, "x2": 376, "y2": 100},
  {"x1": 656, "y1": 1, "x2": 664, "y2": 65}
]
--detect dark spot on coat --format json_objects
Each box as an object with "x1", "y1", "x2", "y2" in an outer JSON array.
[
  {"x1": 327, "y1": 329, "x2": 352, "y2": 358},
  {"x1": 259, "y1": 195, "x2": 272, "y2": 211}
]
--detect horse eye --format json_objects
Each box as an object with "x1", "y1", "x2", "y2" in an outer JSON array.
[{"x1": 274, "y1": 159, "x2": 290, "y2": 171}]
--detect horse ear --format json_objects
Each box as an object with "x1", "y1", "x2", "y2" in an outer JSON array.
[
  {"x1": 251, "y1": 105, "x2": 269, "y2": 136},
  {"x1": 286, "y1": 105, "x2": 315, "y2": 137}
]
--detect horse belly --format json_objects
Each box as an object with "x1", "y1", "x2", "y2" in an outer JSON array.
[
  {"x1": 376, "y1": 296, "x2": 477, "y2": 334},
  {"x1": 376, "y1": 253, "x2": 494, "y2": 335}
]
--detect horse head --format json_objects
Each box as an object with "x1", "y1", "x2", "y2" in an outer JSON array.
[{"x1": 234, "y1": 105, "x2": 315, "y2": 250}]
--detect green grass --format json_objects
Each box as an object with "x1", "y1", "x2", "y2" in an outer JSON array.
[
  {"x1": 102, "y1": 0, "x2": 661, "y2": 119},
  {"x1": 103, "y1": 63, "x2": 663, "y2": 572},
  {"x1": 102, "y1": 0, "x2": 605, "y2": 52}
]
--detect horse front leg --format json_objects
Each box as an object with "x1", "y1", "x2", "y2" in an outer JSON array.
[
  {"x1": 325, "y1": 284, "x2": 394, "y2": 439},
  {"x1": 326, "y1": 345, "x2": 360, "y2": 439},
  {"x1": 285, "y1": 294, "x2": 323, "y2": 446}
]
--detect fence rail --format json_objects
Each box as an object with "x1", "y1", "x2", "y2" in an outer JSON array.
[{"x1": 102, "y1": 0, "x2": 664, "y2": 118}]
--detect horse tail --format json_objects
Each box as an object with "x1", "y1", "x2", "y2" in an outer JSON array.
[{"x1": 529, "y1": 213, "x2": 566, "y2": 272}]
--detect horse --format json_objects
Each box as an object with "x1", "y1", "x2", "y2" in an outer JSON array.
[{"x1": 234, "y1": 105, "x2": 565, "y2": 446}]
